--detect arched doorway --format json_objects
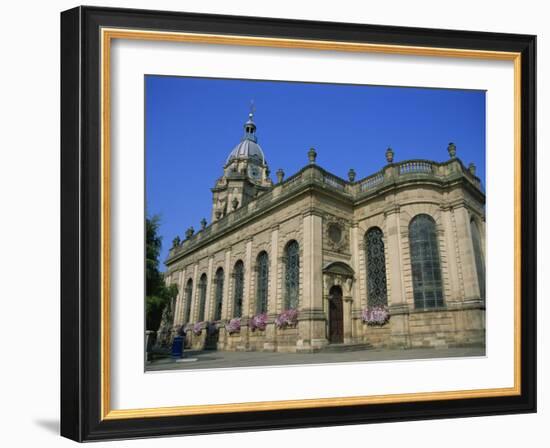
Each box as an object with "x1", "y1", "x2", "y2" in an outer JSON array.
[{"x1": 328, "y1": 285, "x2": 344, "y2": 344}]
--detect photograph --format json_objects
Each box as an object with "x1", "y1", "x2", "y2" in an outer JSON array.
[{"x1": 144, "y1": 76, "x2": 487, "y2": 371}]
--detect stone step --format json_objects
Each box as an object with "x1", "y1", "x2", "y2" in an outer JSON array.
[{"x1": 319, "y1": 342, "x2": 374, "y2": 353}]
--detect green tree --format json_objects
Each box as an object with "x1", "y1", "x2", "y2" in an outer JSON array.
[{"x1": 145, "y1": 215, "x2": 178, "y2": 330}]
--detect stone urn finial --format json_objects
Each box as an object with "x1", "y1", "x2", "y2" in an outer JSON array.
[
  {"x1": 200, "y1": 218, "x2": 207, "y2": 230},
  {"x1": 185, "y1": 227, "x2": 195, "y2": 239},
  {"x1": 231, "y1": 197, "x2": 239, "y2": 210},
  {"x1": 276, "y1": 168, "x2": 285, "y2": 183},
  {"x1": 348, "y1": 168, "x2": 356, "y2": 182},
  {"x1": 308, "y1": 147, "x2": 317, "y2": 164},
  {"x1": 172, "y1": 236, "x2": 181, "y2": 248},
  {"x1": 468, "y1": 162, "x2": 476, "y2": 175},
  {"x1": 448, "y1": 142, "x2": 457, "y2": 159},
  {"x1": 385, "y1": 147, "x2": 394, "y2": 163}
]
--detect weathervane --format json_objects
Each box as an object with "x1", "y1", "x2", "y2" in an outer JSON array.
[{"x1": 249, "y1": 99, "x2": 256, "y2": 118}]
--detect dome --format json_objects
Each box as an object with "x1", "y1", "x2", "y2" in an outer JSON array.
[
  {"x1": 225, "y1": 112, "x2": 266, "y2": 165},
  {"x1": 226, "y1": 139, "x2": 265, "y2": 164}
]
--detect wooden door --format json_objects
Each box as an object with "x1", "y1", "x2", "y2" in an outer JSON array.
[{"x1": 329, "y1": 286, "x2": 344, "y2": 344}]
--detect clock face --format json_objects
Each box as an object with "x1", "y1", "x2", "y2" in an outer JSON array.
[{"x1": 248, "y1": 165, "x2": 261, "y2": 180}]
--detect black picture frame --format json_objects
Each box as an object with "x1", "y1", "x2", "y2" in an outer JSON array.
[{"x1": 61, "y1": 5, "x2": 536, "y2": 442}]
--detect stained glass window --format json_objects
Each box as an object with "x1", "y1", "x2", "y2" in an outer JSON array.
[
  {"x1": 184, "y1": 279, "x2": 193, "y2": 323},
  {"x1": 365, "y1": 227, "x2": 388, "y2": 307},
  {"x1": 256, "y1": 251, "x2": 269, "y2": 314},
  {"x1": 409, "y1": 214, "x2": 444, "y2": 309},
  {"x1": 214, "y1": 268, "x2": 224, "y2": 320},
  {"x1": 284, "y1": 240, "x2": 300, "y2": 309},
  {"x1": 233, "y1": 260, "x2": 244, "y2": 317},
  {"x1": 470, "y1": 219, "x2": 486, "y2": 300},
  {"x1": 198, "y1": 274, "x2": 207, "y2": 322}
]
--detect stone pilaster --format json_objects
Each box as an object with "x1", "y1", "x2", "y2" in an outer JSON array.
[
  {"x1": 298, "y1": 210, "x2": 325, "y2": 351},
  {"x1": 384, "y1": 206, "x2": 410, "y2": 348},
  {"x1": 190, "y1": 264, "x2": 199, "y2": 323},
  {"x1": 222, "y1": 249, "x2": 231, "y2": 320},
  {"x1": 182, "y1": 267, "x2": 193, "y2": 325},
  {"x1": 205, "y1": 257, "x2": 214, "y2": 320},
  {"x1": 452, "y1": 205, "x2": 482, "y2": 303},
  {"x1": 264, "y1": 226, "x2": 279, "y2": 351},
  {"x1": 242, "y1": 238, "x2": 254, "y2": 317},
  {"x1": 218, "y1": 250, "x2": 232, "y2": 349},
  {"x1": 343, "y1": 277, "x2": 354, "y2": 343},
  {"x1": 172, "y1": 271, "x2": 184, "y2": 328},
  {"x1": 349, "y1": 222, "x2": 361, "y2": 340},
  {"x1": 239, "y1": 238, "x2": 254, "y2": 350},
  {"x1": 441, "y1": 208, "x2": 464, "y2": 305}
]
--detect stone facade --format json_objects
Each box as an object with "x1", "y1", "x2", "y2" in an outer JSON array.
[{"x1": 162, "y1": 115, "x2": 486, "y2": 353}]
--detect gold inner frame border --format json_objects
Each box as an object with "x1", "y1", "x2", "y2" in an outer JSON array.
[{"x1": 100, "y1": 27, "x2": 522, "y2": 420}]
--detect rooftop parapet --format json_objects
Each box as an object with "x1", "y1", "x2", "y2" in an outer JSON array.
[{"x1": 167, "y1": 155, "x2": 482, "y2": 264}]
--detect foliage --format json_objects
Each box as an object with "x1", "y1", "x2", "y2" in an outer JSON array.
[
  {"x1": 145, "y1": 215, "x2": 178, "y2": 330},
  {"x1": 361, "y1": 306, "x2": 390, "y2": 326},
  {"x1": 275, "y1": 309, "x2": 298, "y2": 329}
]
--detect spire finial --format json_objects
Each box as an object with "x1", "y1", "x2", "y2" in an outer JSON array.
[
  {"x1": 243, "y1": 100, "x2": 257, "y2": 138},
  {"x1": 249, "y1": 99, "x2": 255, "y2": 115}
]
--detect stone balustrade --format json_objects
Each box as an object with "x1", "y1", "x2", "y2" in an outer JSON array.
[{"x1": 168, "y1": 157, "x2": 482, "y2": 261}]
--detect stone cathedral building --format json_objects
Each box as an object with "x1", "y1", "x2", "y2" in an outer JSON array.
[{"x1": 160, "y1": 112, "x2": 486, "y2": 353}]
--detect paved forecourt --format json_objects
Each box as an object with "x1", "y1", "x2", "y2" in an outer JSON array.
[{"x1": 146, "y1": 347, "x2": 485, "y2": 371}]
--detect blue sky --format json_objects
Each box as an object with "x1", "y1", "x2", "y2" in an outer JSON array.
[{"x1": 146, "y1": 76, "x2": 486, "y2": 268}]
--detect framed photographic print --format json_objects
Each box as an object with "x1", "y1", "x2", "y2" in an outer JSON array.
[{"x1": 60, "y1": 6, "x2": 536, "y2": 442}]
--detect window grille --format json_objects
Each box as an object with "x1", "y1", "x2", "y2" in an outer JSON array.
[
  {"x1": 198, "y1": 274, "x2": 207, "y2": 322},
  {"x1": 256, "y1": 252, "x2": 269, "y2": 314},
  {"x1": 284, "y1": 241, "x2": 300, "y2": 309},
  {"x1": 365, "y1": 227, "x2": 388, "y2": 307},
  {"x1": 409, "y1": 214, "x2": 444, "y2": 309},
  {"x1": 233, "y1": 261, "x2": 244, "y2": 317},
  {"x1": 214, "y1": 268, "x2": 224, "y2": 320}
]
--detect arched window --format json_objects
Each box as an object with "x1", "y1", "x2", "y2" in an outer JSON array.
[
  {"x1": 256, "y1": 251, "x2": 269, "y2": 314},
  {"x1": 470, "y1": 219, "x2": 486, "y2": 300},
  {"x1": 365, "y1": 227, "x2": 388, "y2": 307},
  {"x1": 214, "y1": 268, "x2": 224, "y2": 321},
  {"x1": 184, "y1": 279, "x2": 193, "y2": 323},
  {"x1": 284, "y1": 240, "x2": 300, "y2": 309},
  {"x1": 409, "y1": 214, "x2": 444, "y2": 309},
  {"x1": 232, "y1": 260, "x2": 244, "y2": 317},
  {"x1": 198, "y1": 274, "x2": 207, "y2": 322}
]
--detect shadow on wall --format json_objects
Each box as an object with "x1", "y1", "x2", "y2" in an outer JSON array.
[{"x1": 33, "y1": 419, "x2": 59, "y2": 435}]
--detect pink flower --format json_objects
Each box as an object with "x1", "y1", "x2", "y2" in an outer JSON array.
[
  {"x1": 275, "y1": 309, "x2": 298, "y2": 329},
  {"x1": 225, "y1": 317, "x2": 241, "y2": 334},
  {"x1": 361, "y1": 306, "x2": 390, "y2": 326},
  {"x1": 192, "y1": 321, "x2": 206, "y2": 336},
  {"x1": 250, "y1": 313, "x2": 268, "y2": 331}
]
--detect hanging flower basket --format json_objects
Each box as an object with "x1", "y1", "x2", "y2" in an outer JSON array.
[
  {"x1": 225, "y1": 317, "x2": 241, "y2": 334},
  {"x1": 361, "y1": 306, "x2": 390, "y2": 326},
  {"x1": 275, "y1": 309, "x2": 298, "y2": 329},
  {"x1": 250, "y1": 313, "x2": 268, "y2": 331},
  {"x1": 192, "y1": 321, "x2": 207, "y2": 336}
]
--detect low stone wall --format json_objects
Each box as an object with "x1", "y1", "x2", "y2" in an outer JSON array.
[
  {"x1": 363, "y1": 324, "x2": 392, "y2": 347},
  {"x1": 183, "y1": 306, "x2": 485, "y2": 353},
  {"x1": 407, "y1": 308, "x2": 485, "y2": 348}
]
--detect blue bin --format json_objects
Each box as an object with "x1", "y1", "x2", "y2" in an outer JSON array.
[{"x1": 171, "y1": 335, "x2": 184, "y2": 359}]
